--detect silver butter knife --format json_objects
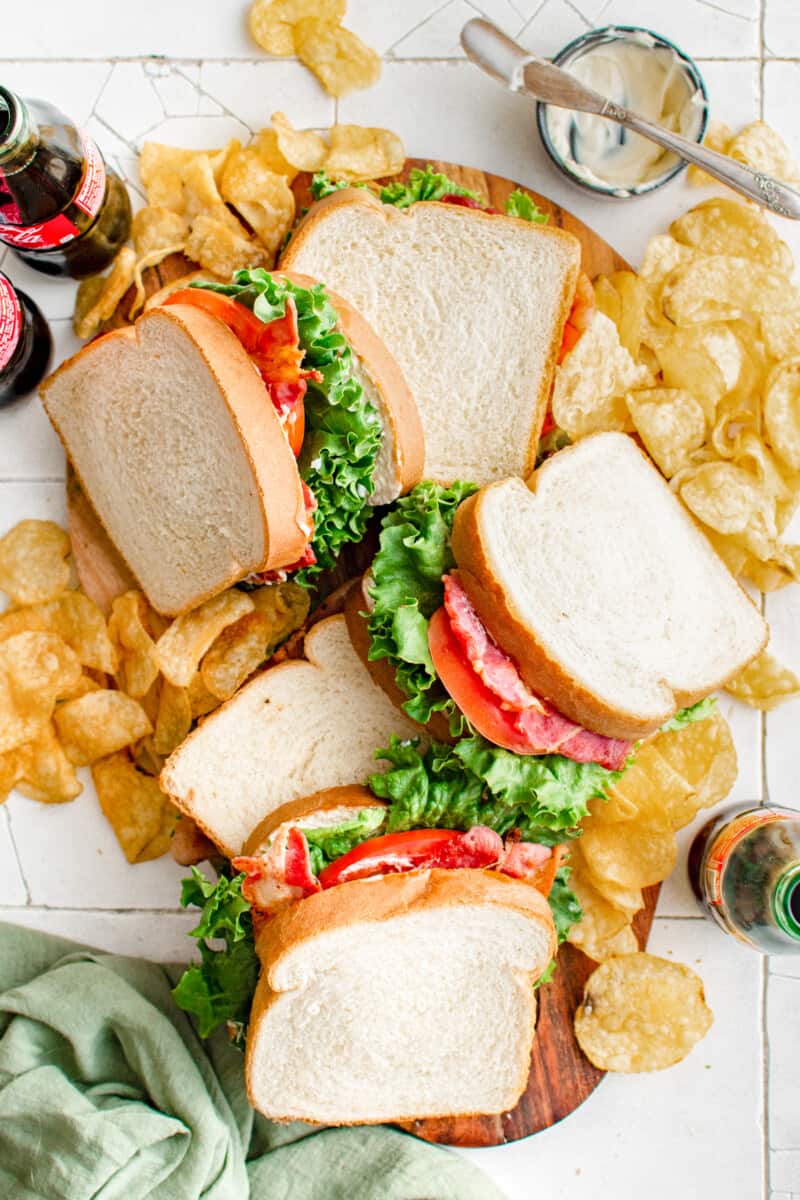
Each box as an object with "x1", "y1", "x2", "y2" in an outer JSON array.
[{"x1": 461, "y1": 17, "x2": 800, "y2": 220}]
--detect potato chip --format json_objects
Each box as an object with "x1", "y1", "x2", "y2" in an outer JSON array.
[
  {"x1": 552, "y1": 313, "x2": 652, "y2": 440},
  {"x1": 587, "y1": 876, "x2": 643, "y2": 916},
  {"x1": 655, "y1": 326, "x2": 732, "y2": 424},
  {"x1": 761, "y1": 311, "x2": 800, "y2": 361},
  {"x1": 153, "y1": 590, "x2": 254, "y2": 687},
  {"x1": 181, "y1": 155, "x2": 247, "y2": 237},
  {"x1": 764, "y1": 358, "x2": 800, "y2": 472},
  {"x1": 600, "y1": 270, "x2": 647, "y2": 360},
  {"x1": 580, "y1": 818, "x2": 677, "y2": 890},
  {"x1": 249, "y1": 579, "x2": 310, "y2": 629},
  {"x1": 294, "y1": 18, "x2": 381, "y2": 98},
  {"x1": 574, "y1": 953, "x2": 713, "y2": 1072},
  {"x1": 324, "y1": 124, "x2": 405, "y2": 182},
  {"x1": 0, "y1": 744, "x2": 32, "y2": 804},
  {"x1": 679, "y1": 462, "x2": 777, "y2": 554},
  {"x1": 642, "y1": 709, "x2": 737, "y2": 831},
  {"x1": 133, "y1": 736, "x2": 166, "y2": 779},
  {"x1": 132, "y1": 206, "x2": 189, "y2": 259},
  {"x1": 54, "y1": 689, "x2": 152, "y2": 766},
  {"x1": 251, "y1": 129, "x2": 298, "y2": 182},
  {"x1": 220, "y1": 148, "x2": 295, "y2": 256},
  {"x1": 568, "y1": 858, "x2": 629, "y2": 940},
  {"x1": 63, "y1": 673, "x2": 102, "y2": 700},
  {"x1": 185, "y1": 213, "x2": 266, "y2": 277},
  {"x1": 670, "y1": 199, "x2": 793, "y2": 275},
  {"x1": 593, "y1": 275, "x2": 621, "y2": 328},
  {"x1": 725, "y1": 650, "x2": 800, "y2": 710},
  {"x1": 201, "y1": 611, "x2": 273, "y2": 700},
  {"x1": 0, "y1": 632, "x2": 82, "y2": 754},
  {"x1": 249, "y1": 0, "x2": 345, "y2": 55},
  {"x1": 73, "y1": 275, "x2": 106, "y2": 338},
  {"x1": 687, "y1": 119, "x2": 733, "y2": 186},
  {"x1": 0, "y1": 592, "x2": 117, "y2": 674},
  {"x1": 271, "y1": 111, "x2": 328, "y2": 173},
  {"x1": 638, "y1": 235, "x2": 696, "y2": 299},
  {"x1": 108, "y1": 591, "x2": 159, "y2": 698},
  {"x1": 73, "y1": 247, "x2": 137, "y2": 339},
  {"x1": 139, "y1": 142, "x2": 205, "y2": 211},
  {"x1": 663, "y1": 256, "x2": 795, "y2": 325},
  {"x1": 626, "y1": 388, "x2": 706, "y2": 478},
  {"x1": 93, "y1": 752, "x2": 178, "y2": 863},
  {"x1": 16, "y1": 723, "x2": 81, "y2": 804},
  {"x1": 0, "y1": 520, "x2": 71, "y2": 605},
  {"x1": 187, "y1": 671, "x2": 222, "y2": 719},
  {"x1": 728, "y1": 120, "x2": 800, "y2": 187},
  {"x1": 595, "y1": 740, "x2": 693, "y2": 834},
  {"x1": 153, "y1": 680, "x2": 192, "y2": 756},
  {"x1": 734, "y1": 430, "x2": 800, "y2": 534}
]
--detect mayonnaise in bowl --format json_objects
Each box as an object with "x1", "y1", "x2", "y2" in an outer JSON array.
[{"x1": 538, "y1": 27, "x2": 708, "y2": 197}]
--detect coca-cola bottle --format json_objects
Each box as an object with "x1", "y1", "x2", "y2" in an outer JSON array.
[
  {"x1": 0, "y1": 271, "x2": 52, "y2": 406},
  {"x1": 0, "y1": 85, "x2": 131, "y2": 278}
]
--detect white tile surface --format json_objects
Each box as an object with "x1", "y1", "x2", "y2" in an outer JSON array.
[{"x1": 1, "y1": 6, "x2": 799, "y2": 1198}]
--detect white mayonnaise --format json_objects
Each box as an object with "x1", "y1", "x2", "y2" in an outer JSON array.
[{"x1": 545, "y1": 33, "x2": 706, "y2": 193}]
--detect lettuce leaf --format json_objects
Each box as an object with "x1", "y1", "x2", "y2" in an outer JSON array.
[
  {"x1": 171, "y1": 868, "x2": 258, "y2": 1047},
  {"x1": 369, "y1": 734, "x2": 623, "y2": 844},
  {"x1": 660, "y1": 696, "x2": 716, "y2": 730},
  {"x1": 303, "y1": 807, "x2": 387, "y2": 875},
  {"x1": 379, "y1": 165, "x2": 480, "y2": 208},
  {"x1": 366, "y1": 480, "x2": 477, "y2": 730},
  {"x1": 505, "y1": 188, "x2": 548, "y2": 223},
  {"x1": 549, "y1": 865, "x2": 583, "y2": 942},
  {"x1": 190, "y1": 269, "x2": 381, "y2": 582}
]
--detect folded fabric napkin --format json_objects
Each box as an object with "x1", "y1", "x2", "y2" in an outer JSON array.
[{"x1": 0, "y1": 922, "x2": 508, "y2": 1200}]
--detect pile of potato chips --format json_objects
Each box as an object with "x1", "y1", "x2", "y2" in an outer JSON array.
[
  {"x1": 0, "y1": 519, "x2": 308, "y2": 863},
  {"x1": 554, "y1": 189, "x2": 800, "y2": 596},
  {"x1": 688, "y1": 118, "x2": 800, "y2": 189},
  {"x1": 249, "y1": 0, "x2": 380, "y2": 98},
  {"x1": 566, "y1": 707, "x2": 737, "y2": 963},
  {"x1": 73, "y1": 112, "x2": 404, "y2": 339},
  {"x1": 574, "y1": 952, "x2": 713, "y2": 1072}
]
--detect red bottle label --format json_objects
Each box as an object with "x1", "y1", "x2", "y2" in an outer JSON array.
[
  {"x1": 0, "y1": 276, "x2": 22, "y2": 371},
  {"x1": 0, "y1": 132, "x2": 106, "y2": 250}
]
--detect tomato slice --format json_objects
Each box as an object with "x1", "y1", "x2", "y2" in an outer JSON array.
[
  {"x1": 317, "y1": 826, "x2": 503, "y2": 889},
  {"x1": 557, "y1": 271, "x2": 595, "y2": 363},
  {"x1": 501, "y1": 842, "x2": 564, "y2": 898},
  {"x1": 165, "y1": 288, "x2": 269, "y2": 354},
  {"x1": 428, "y1": 606, "x2": 536, "y2": 754}
]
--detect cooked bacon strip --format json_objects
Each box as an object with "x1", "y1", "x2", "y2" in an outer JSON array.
[{"x1": 442, "y1": 573, "x2": 632, "y2": 770}]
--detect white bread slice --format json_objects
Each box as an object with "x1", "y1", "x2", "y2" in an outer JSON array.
[
  {"x1": 41, "y1": 304, "x2": 307, "y2": 615},
  {"x1": 281, "y1": 189, "x2": 581, "y2": 485},
  {"x1": 160, "y1": 615, "x2": 421, "y2": 857},
  {"x1": 450, "y1": 432, "x2": 768, "y2": 740},
  {"x1": 246, "y1": 869, "x2": 555, "y2": 1124},
  {"x1": 280, "y1": 271, "x2": 424, "y2": 504}
]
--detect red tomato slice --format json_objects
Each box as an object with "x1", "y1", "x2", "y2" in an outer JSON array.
[
  {"x1": 317, "y1": 826, "x2": 503, "y2": 889},
  {"x1": 165, "y1": 288, "x2": 267, "y2": 354},
  {"x1": 427, "y1": 606, "x2": 536, "y2": 754},
  {"x1": 557, "y1": 272, "x2": 595, "y2": 363}
]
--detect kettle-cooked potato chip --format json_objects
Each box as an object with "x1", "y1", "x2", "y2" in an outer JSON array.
[
  {"x1": 132, "y1": 206, "x2": 190, "y2": 259},
  {"x1": 220, "y1": 148, "x2": 295, "y2": 256},
  {"x1": 0, "y1": 592, "x2": 116, "y2": 674},
  {"x1": 54, "y1": 689, "x2": 152, "y2": 766},
  {"x1": 0, "y1": 632, "x2": 83, "y2": 754},
  {"x1": 93, "y1": 752, "x2": 178, "y2": 863},
  {"x1": 324, "y1": 124, "x2": 405, "y2": 182},
  {"x1": 580, "y1": 817, "x2": 677, "y2": 890},
  {"x1": 670, "y1": 198, "x2": 793, "y2": 274},
  {"x1": 153, "y1": 680, "x2": 193, "y2": 757},
  {"x1": 764, "y1": 358, "x2": 800, "y2": 472},
  {"x1": 575, "y1": 953, "x2": 713, "y2": 1072},
  {"x1": 294, "y1": 17, "x2": 381, "y2": 98},
  {"x1": 108, "y1": 591, "x2": 159, "y2": 698},
  {"x1": 626, "y1": 388, "x2": 706, "y2": 478},
  {"x1": 552, "y1": 313, "x2": 651, "y2": 439},
  {"x1": 0, "y1": 520, "x2": 71, "y2": 606},
  {"x1": 140, "y1": 142, "x2": 206, "y2": 211},
  {"x1": 153, "y1": 590, "x2": 254, "y2": 687},
  {"x1": 186, "y1": 213, "x2": 266, "y2": 277},
  {"x1": 271, "y1": 111, "x2": 328, "y2": 173},
  {"x1": 728, "y1": 120, "x2": 800, "y2": 186},
  {"x1": 725, "y1": 649, "x2": 800, "y2": 710},
  {"x1": 16, "y1": 723, "x2": 82, "y2": 804},
  {"x1": 0, "y1": 744, "x2": 33, "y2": 804},
  {"x1": 250, "y1": 128, "x2": 298, "y2": 182},
  {"x1": 201, "y1": 611, "x2": 273, "y2": 700},
  {"x1": 686, "y1": 119, "x2": 733, "y2": 186},
  {"x1": 663, "y1": 256, "x2": 795, "y2": 324},
  {"x1": 73, "y1": 248, "x2": 137, "y2": 339},
  {"x1": 249, "y1": 0, "x2": 345, "y2": 56}
]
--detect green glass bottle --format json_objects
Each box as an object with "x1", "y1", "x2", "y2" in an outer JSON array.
[{"x1": 689, "y1": 804, "x2": 800, "y2": 953}]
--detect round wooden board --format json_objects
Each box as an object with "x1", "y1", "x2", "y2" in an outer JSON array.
[{"x1": 68, "y1": 159, "x2": 657, "y2": 1147}]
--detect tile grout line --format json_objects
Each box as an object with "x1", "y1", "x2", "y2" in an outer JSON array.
[
  {"x1": 2, "y1": 54, "x2": 799, "y2": 65},
  {"x1": 2, "y1": 810, "x2": 30, "y2": 906},
  {"x1": 758, "y1": 0, "x2": 766, "y2": 119}
]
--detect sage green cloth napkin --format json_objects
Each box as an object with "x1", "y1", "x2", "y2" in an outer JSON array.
[{"x1": 0, "y1": 922, "x2": 508, "y2": 1200}]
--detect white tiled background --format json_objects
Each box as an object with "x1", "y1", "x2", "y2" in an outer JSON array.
[{"x1": 1, "y1": 3, "x2": 798, "y2": 1198}]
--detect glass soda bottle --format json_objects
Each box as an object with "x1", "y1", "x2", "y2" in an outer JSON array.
[
  {"x1": 689, "y1": 804, "x2": 800, "y2": 953},
  {"x1": 0, "y1": 270, "x2": 51, "y2": 406},
  {"x1": 0, "y1": 85, "x2": 131, "y2": 278}
]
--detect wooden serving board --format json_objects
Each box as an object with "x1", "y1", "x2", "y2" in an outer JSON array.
[{"x1": 67, "y1": 160, "x2": 658, "y2": 1147}]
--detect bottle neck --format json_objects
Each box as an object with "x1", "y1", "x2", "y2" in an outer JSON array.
[
  {"x1": 0, "y1": 88, "x2": 37, "y2": 174},
  {"x1": 773, "y1": 862, "x2": 800, "y2": 941}
]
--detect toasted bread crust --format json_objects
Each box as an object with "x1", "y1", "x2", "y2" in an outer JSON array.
[
  {"x1": 282, "y1": 187, "x2": 581, "y2": 473},
  {"x1": 246, "y1": 868, "x2": 554, "y2": 1123},
  {"x1": 344, "y1": 579, "x2": 453, "y2": 744},
  {"x1": 41, "y1": 305, "x2": 308, "y2": 615},
  {"x1": 243, "y1": 785, "x2": 385, "y2": 856},
  {"x1": 450, "y1": 446, "x2": 768, "y2": 739},
  {"x1": 280, "y1": 270, "x2": 424, "y2": 499}
]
